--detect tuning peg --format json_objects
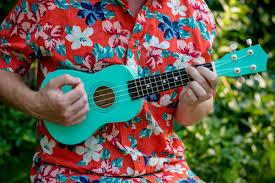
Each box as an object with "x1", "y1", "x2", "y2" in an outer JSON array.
[
  {"x1": 237, "y1": 76, "x2": 245, "y2": 83},
  {"x1": 230, "y1": 43, "x2": 238, "y2": 52},
  {"x1": 246, "y1": 39, "x2": 252, "y2": 47}
]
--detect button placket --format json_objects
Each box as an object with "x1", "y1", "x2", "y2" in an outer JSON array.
[{"x1": 125, "y1": 3, "x2": 152, "y2": 172}]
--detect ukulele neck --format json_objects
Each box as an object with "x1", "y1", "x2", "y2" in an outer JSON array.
[{"x1": 128, "y1": 63, "x2": 213, "y2": 100}]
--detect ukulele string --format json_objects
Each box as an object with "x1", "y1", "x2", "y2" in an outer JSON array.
[
  {"x1": 89, "y1": 65, "x2": 256, "y2": 109},
  {"x1": 87, "y1": 64, "x2": 212, "y2": 101},
  {"x1": 87, "y1": 64, "x2": 255, "y2": 106},
  {"x1": 214, "y1": 54, "x2": 249, "y2": 68},
  {"x1": 83, "y1": 52, "x2": 245, "y2": 101}
]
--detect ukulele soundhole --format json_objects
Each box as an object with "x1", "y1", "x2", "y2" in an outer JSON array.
[{"x1": 93, "y1": 86, "x2": 115, "y2": 108}]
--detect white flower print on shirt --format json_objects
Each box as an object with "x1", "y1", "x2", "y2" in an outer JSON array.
[
  {"x1": 173, "y1": 40, "x2": 205, "y2": 69},
  {"x1": 149, "y1": 157, "x2": 168, "y2": 171},
  {"x1": 143, "y1": 36, "x2": 170, "y2": 50},
  {"x1": 92, "y1": 159, "x2": 120, "y2": 175},
  {"x1": 66, "y1": 26, "x2": 94, "y2": 50},
  {"x1": 38, "y1": 23, "x2": 64, "y2": 51},
  {"x1": 166, "y1": 163, "x2": 186, "y2": 174},
  {"x1": 124, "y1": 146, "x2": 143, "y2": 161},
  {"x1": 102, "y1": 125, "x2": 119, "y2": 142},
  {"x1": 126, "y1": 167, "x2": 146, "y2": 177},
  {"x1": 76, "y1": 136, "x2": 103, "y2": 163},
  {"x1": 167, "y1": 0, "x2": 187, "y2": 16},
  {"x1": 40, "y1": 135, "x2": 56, "y2": 155},
  {"x1": 160, "y1": 94, "x2": 172, "y2": 106}
]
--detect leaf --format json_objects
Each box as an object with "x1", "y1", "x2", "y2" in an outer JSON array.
[
  {"x1": 144, "y1": 33, "x2": 152, "y2": 42},
  {"x1": 154, "y1": 11, "x2": 163, "y2": 21},
  {"x1": 170, "y1": 91, "x2": 178, "y2": 100},
  {"x1": 70, "y1": 0, "x2": 82, "y2": 9},
  {"x1": 179, "y1": 29, "x2": 191, "y2": 39},
  {"x1": 21, "y1": 0, "x2": 28, "y2": 13},
  {"x1": 112, "y1": 158, "x2": 123, "y2": 168},
  {"x1": 145, "y1": 9, "x2": 154, "y2": 18},
  {"x1": 197, "y1": 21, "x2": 207, "y2": 32},
  {"x1": 56, "y1": 44, "x2": 66, "y2": 56},
  {"x1": 74, "y1": 56, "x2": 84, "y2": 65},
  {"x1": 133, "y1": 23, "x2": 142, "y2": 33},
  {"x1": 101, "y1": 148, "x2": 110, "y2": 160},
  {"x1": 54, "y1": 0, "x2": 70, "y2": 9},
  {"x1": 58, "y1": 59, "x2": 75, "y2": 69},
  {"x1": 201, "y1": 31, "x2": 211, "y2": 40},
  {"x1": 56, "y1": 174, "x2": 68, "y2": 182},
  {"x1": 188, "y1": 17, "x2": 197, "y2": 28},
  {"x1": 162, "y1": 113, "x2": 169, "y2": 120},
  {"x1": 137, "y1": 50, "x2": 141, "y2": 61},
  {"x1": 140, "y1": 128, "x2": 152, "y2": 138},
  {"x1": 92, "y1": 43, "x2": 114, "y2": 61},
  {"x1": 178, "y1": 18, "x2": 189, "y2": 26},
  {"x1": 103, "y1": 9, "x2": 115, "y2": 19},
  {"x1": 115, "y1": 46, "x2": 126, "y2": 59},
  {"x1": 31, "y1": 3, "x2": 38, "y2": 13},
  {"x1": 100, "y1": 177, "x2": 122, "y2": 183},
  {"x1": 165, "y1": 64, "x2": 176, "y2": 72},
  {"x1": 128, "y1": 135, "x2": 137, "y2": 148},
  {"x1": 2, "y1": 55, "x2": 11, "y2": 64},
  {"x1": 65, "y1": 25, "x2": 72, "y2": 34},
  {"x1": 77, "y1": 160, "x2": 88, "y2": 166},
  {"x1": 133, "y1": 116, "x2": 142, "y2": 123},
  {"x1": 161, "y1": 50, "x2": 171, "y2": 58}
]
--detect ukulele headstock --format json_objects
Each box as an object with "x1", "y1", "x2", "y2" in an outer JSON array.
[{"x1": 214, "y1": 39, "x2": 269, "y2": 79}]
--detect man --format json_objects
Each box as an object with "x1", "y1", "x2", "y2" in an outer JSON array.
[{"x1": 0, "y1": 0, "x2": 217, "y2": 182}]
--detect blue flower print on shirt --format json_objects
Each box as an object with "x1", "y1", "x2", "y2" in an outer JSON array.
[
  {"x1": 158, "y1": 15, "x2": 190, "y2": 40},
  {"x1": 77, "y1": 2, "x2": 113, "y2": 26}
]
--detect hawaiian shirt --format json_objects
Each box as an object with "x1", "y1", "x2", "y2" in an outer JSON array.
[{"x1": 0, "y1": 0, "x2": 216, "y2": 182}]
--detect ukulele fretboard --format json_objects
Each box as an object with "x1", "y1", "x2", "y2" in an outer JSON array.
[{"x1": 128, "y1": 63, "x2": 213, "y2": 100}]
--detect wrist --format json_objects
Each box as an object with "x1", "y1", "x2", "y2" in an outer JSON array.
[
  {"x1": 175, "y1": 97, "x2": 214, "y2": 126},
  {"x1": 24, "y1": 91, "x2": 45, "y2": 120}
]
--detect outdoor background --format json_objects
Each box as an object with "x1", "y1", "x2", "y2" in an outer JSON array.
[{"x1": 0, "y1": 0, "x2": 274, "y2": 182}]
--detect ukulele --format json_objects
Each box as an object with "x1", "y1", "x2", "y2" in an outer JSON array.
[{"x1": 40, "y1": 39, "x2": 269, "y2": 145}]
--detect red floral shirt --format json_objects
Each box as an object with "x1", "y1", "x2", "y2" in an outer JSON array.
[{"x1": 0, "y1": 0, "x2": 216, "y2": 182}]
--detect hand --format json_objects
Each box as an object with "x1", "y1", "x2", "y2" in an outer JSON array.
[
  {"x1": 180, "y1": 65, "x2": 218, "y2": 105},
  {"x1": 35, "y1": 74, "x2": 89, "y2": 126}
]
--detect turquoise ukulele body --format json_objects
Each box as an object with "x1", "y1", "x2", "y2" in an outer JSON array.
[{"x1": 40, "y1": 65, "x2": 144, "y2": 145}]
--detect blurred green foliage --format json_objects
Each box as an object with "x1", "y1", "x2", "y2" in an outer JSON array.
[{"x1": 0, "y1": 0, "x2": 274, "y2": 182}]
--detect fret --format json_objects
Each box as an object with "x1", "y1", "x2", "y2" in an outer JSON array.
[
  {"x1": 176, "y1": 69, "x2": 184, "y2": 86},
  {"x1": 154, "y1": 74, "x2": 164, "y2": 92},
  {"x1": 128, "y1": 80, "x2": 139, "y2": 100},
  {"x1": 165, "y1": 72, "x2": 171, "y2": 89},
  {"x1": 140, "y1": 78, "x2": 149, "y2": 96},
  {"x1": 159, "y1": 73, "x2": 165, "y2": 91},
  {"x1": 149, "y1": 75, "x2": 157, "y2": 94},
  {"x1": 144, "y1": 77, "x2": 153, "y2": 95},
  {"x1": 166, "y1": 72, "x2": 176, "y2": 89},
  {"x1": 135, "y1": 78, "x2": 143, "y2": 98},
  {"x1": 137, "y1": 78, "x2": 145, "y2": 97},
  {"x1": 153, "y1": 74, "x2": 163, "y2": 92},
  {"x1": 160, "y1": 73, "x2": 169, "y2": 91},
  {"x1": 179, "y1": 69, "x2": 191, "y2": 86},
  {"x1": 173, "y1": 70, "x2": 182, "y2": 87}
]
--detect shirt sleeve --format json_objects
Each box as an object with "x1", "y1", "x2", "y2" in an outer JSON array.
[{"x1": 0, "y1": 0, "x2": 40, "y2": 76}]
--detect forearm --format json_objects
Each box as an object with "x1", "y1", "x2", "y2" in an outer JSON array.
[
  {"x1": 174, "y1": 97, "x2": 214, "y2": 126},
  {"x1": 0, "y1": 70, "x2": 39, "y2": 117}
]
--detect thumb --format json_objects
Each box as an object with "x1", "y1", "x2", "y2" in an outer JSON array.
[{"x1": 49, "y1": 74, "x2": 81, "y2": 89}]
